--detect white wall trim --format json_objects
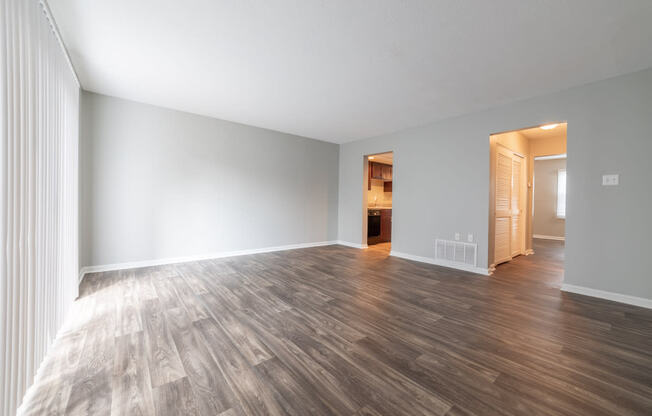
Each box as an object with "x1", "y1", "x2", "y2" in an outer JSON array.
[
  {"x1": 561, "y1": 284, "x2": 652, "y2": 309},
  {"x1": 336, "y1": 240, "x2": 369, "y2": 249},
  {"x1": 390, "y1": 250, "x2": 490, "y2": 276},
  {"x1": 533, "y1": 234, "x2": 565, "y2": 241},
  {"x1": 79, "y1": 241, "x2": 338, "y2": 280}
]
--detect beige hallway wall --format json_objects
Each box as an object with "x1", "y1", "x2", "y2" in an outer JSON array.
[
  {"x1": 533, "y1": 158, "x2": 566, "y2": 238},
  {"x1": 531, "y1": 134, "x2": 566, "y2": 157}
]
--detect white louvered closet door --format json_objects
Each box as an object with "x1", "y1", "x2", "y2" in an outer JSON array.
[
  {"x1": 494, "y1": 146, "x2": 513, "y2": 265},
  {"x1": 0, "y1": 1, "x2": 80, "y2": 415},
  {"x1": 494, "y1": 144, "x2": 525, "y2": 266}
]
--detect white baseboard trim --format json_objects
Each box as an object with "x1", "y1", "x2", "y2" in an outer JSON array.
[
  {"x1": 79, "y1": 240, "x2": 338, "y2": 280},
  {"x1": 533, "y1": 234, "x2": 565, "y2": 241},
  {"x1": 390, "y1": 250, "x2": 489, "y2": 276},
  {"x1": 335, "y1": 240, "x2": 368, "y2": 249},
  {"x1": 561, "y1": 284, "x2": 652, "y2": 309}
]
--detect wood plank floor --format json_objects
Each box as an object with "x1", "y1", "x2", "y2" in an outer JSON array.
[{"x1": 19, "y1": 240, "x2": 652, "y2": 415}]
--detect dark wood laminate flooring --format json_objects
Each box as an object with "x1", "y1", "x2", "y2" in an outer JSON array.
[{"x1": 19, "y1": 240, "x2": 652, "y2": 415}]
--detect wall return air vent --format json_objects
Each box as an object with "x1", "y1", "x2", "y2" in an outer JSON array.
[{"x1": 435, "y1": 239, "x2": 477, "y2": 268}]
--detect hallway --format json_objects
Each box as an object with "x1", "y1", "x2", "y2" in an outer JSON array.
[{"x1": 493, "y1": 238, "x2": 565, "y2": 287}]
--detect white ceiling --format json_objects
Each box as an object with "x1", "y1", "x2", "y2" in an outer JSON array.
[
  {"x1": 49, "y1": 0, "x2": 652, "y2": 143},
  {"x1": 369, "y1": 152, "x2": 393, "y2": 165},
  {"x1": 518, "y1": 123, "x2": 567, "y2": 141}
]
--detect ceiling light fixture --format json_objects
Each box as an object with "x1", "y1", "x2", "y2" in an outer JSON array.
[{"x1": 540, "y1": 123, "x2": 559, "y2": 130}]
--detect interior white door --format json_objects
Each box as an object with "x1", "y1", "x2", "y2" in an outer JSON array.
[{"x1": 494, "y1": 145, "x2": 513, "y2": 265}]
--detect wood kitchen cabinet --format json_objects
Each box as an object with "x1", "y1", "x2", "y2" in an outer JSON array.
[
  {"x1": 368, "y1": 208, "x2": 392, "y2": 245},
  {"x1": 369, "y1": 162, "x2": 392, "y2": 180},
  {"x1": 380, "y1": 209, "x2": 392, "y2": 242},
  {"x1": 368, "y1": 161, "x2": 393, "y2": 190},
  {"x1": 371, "y1": 162, "x2": 383, "y2": 179},
  {"x1": 381, "y1": 165, "x2": 392, "y2": 180},
  {"x1": 368, "y1": 161, "x2": 372, "y2": 190}
]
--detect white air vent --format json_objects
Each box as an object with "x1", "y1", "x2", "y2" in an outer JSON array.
[{"x1": 435, "y1": 239, "x2": 477, "y2": 267}]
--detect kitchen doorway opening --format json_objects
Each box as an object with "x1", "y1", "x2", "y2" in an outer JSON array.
[
  {"x1": 488, "y1": 123, "x2": 567, "y2": 286},
  {"x1": 363, "y1": 152, "x2": 393, "y2": 255}
]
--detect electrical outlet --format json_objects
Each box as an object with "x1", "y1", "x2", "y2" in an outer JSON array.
[
  {"x1": 467, "y1": 234, "x2": 474, "y2": 243},
  {"x1": 602, "y1": 174, "x2": 619, "y2": 186},
  {"x1": 454, "y1": 233, "x2": 460, "y2": 241}
]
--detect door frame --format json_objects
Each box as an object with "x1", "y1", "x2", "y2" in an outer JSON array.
[
  {"x1": 362, "y1": 151, "x2": 394, "y2": 247},
  {"x1": 510, "y1": 150, "x2": 525, "y2": 258},
  {"x1": 488, "y1": 121, "x2": 567, "y2": 274}
]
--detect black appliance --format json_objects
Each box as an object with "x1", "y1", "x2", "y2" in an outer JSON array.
[{"x1": 368, "y1": 209, "x2": 381, "y2": 238}]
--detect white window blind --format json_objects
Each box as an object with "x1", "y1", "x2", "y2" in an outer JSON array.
[
  {"x1": 557, "y1": 169, "x2": 566, "y2": 218},
  {"x1": 1, "y1": 1, "x2": 80, "y2": 415}
]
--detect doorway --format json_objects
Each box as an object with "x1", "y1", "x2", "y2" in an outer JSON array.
[
  {"x1": 364, "y1": 152, "x2": 393, "y2": 254},
  {"x1": 488, "y1": 123, "x2": 567, "y2": 284}
]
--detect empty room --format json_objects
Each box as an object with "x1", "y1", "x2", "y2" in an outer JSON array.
[{"x1": 2, "y1": 1, "x2": 652, "y2": 415}]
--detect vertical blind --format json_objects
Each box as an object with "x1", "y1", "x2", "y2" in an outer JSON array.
[{"x1": 1, "y1": 0, "x2": 80, "y2": 415}]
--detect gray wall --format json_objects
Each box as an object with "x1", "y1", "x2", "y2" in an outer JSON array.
[
  {"x1": 80, "y1": 92, "x2": 338, "y2": 267},
  {"x1": 338, "y1": 68, "x2": 652, "y2": 299},
  {"x1": 533, "y1": 159, "x2": 566, "y2": 238}
]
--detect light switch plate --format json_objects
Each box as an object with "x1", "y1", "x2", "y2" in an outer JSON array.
[
  {"x1": 602, "y1": 174, "x2": 619, "y2": 186},
  {"x1": 454, "y1": 233, "x2": 460, "y2": 241},
  {"x1": 467, "y1": 234, "x2": 474, "y2": 243}
]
